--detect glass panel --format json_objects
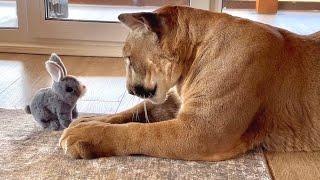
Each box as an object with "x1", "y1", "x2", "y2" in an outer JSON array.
[
  {"x1": 47, "y1": 0, "x2": 69, "y2": 18},
  {"x1": 0, "y1": 0, "x2": 18, "y2": 28},
  {"x1": 46, "y1": 0, "x2": 190, "y2": 22}
]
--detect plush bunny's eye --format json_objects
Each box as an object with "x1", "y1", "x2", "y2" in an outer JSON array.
[{"x1": 65, "y1": 86, "x2": 74, "y2": 93}]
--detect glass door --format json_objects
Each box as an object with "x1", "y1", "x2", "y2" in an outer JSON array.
[
  {"x1": 46, "y1": 0, "x2": 190, "y2": 22},
  {"x1": 0, "y1": 0, "x2": 18, "y2": 28},
  {"x1": 28, "y1": 0, "x2": 194, "y2": 42},
  {"x1": 0, "y1": 0, "x2": 212, "y2": 57},
  {"x1": 0, "y1": 0, "x2": 28, "y2": 42}
]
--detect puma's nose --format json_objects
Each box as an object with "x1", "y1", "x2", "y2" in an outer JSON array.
[{"x1": 133, "y1": 85, "x2": 156, "y2": 98}]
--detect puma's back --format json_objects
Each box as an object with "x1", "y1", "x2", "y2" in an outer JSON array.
[{"x1": 261, "y1": 29, "x2": 320, "y2": 151}]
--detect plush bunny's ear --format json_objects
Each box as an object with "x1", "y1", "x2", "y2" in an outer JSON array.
[
  {"x1": 45, "y1": 61, "x2": 64, "y2": 82},
  {"x1": 48, "y1": 53, "x2": 67, "y2": 77}
]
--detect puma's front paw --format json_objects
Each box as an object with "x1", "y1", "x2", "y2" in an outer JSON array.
[
  {"x1": 69, "y1": 115, "x2": 114, "y2": 128},
  {"x1": 59, "y1": 121, "x2": 113, "y2": 159},
  {"x1": 69, "y1": 116, "x2": 96, "y2": 128}
]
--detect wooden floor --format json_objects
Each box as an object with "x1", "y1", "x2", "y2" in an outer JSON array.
[
  {"x1": 265, "y1": 151, "x2": 320, "y2": 180},
  {"x1": 1, "y1": 52, "x2": 319, "y2": 180},
  {"x1": 0, "y1": 53, "x2": 141, "y2": 114},
  {"x1": 223, "y1": 9, "x2": 320, "y2": 35}
]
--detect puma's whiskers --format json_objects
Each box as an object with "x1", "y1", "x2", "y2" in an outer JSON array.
[{"x1": 144, "y1": 101, "x2": 150, "y2": 123}]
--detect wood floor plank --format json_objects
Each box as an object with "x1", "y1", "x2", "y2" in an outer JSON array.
[
  {"x1": 116, "y1": 92, "x2": 142, "y2": 113},
  {"x1": 56, "y1": 55, "x2": 127, "y2": 102},
  {"x1": 223, "y1": 9, "x2": 320, "y2": 35},
  {"x1": 0, "y1": 53, "x2": 126, "y2": 113},
  {"x1": 0, "y1": 53, "x2": 50, "y2": 108},
  {"x1": 0, "y1": 54, "x2": 36, "y2": 93},
  {"x1": 77, "y1": 100, "x2": 119, "y2": 114},
  {"x1": 265, "y1": 152, "x2": 320, "y2": 180},
  {"x1": 79, "y1": 76, "x2": 126, "y2": 102}
]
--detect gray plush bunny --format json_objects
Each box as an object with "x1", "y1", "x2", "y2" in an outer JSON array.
[{"x1": 25, "y1": 53, "x2": 86, "y2": 130}]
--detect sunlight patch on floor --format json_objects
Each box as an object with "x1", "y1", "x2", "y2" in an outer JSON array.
[{"x1": 223, "y1": 9, "x2": 320, "y2": 35}]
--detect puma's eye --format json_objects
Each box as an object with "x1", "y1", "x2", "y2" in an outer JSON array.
[{"x1": 66, "y1": 86, "x2": 74, "y2": 93}]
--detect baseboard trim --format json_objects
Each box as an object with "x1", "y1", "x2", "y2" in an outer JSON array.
[{"x1": 0, "y1": 41, "x2": 123, "y2": 57}]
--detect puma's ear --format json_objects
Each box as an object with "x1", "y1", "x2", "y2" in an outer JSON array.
[{"x1": 118, "y1": 12, "x2": 162, "y2": 37}]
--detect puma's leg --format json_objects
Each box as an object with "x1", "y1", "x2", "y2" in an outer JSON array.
[
  {"x1": 60, "y1": 117, "x2": 250, "y2": 161},
  {"x1": 70, "y1": 90, "x2": 181, "y2": 127}
]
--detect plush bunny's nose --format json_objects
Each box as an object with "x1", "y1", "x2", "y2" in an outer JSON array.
[{"x1": 79, "y1": 84, "x2": 87, "y2": 97}]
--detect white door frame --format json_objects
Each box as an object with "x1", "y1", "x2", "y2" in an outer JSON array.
[
  {"x1": 27, "y1": 0, "x2": 129, "y2": 42},
  {"x1": 28, "y1": 0, "x2": 218, "y2": 42}
]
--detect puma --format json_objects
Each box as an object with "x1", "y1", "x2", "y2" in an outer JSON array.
[{"x1": 59, "y1": 6, "x2": 320, "y2": 161}]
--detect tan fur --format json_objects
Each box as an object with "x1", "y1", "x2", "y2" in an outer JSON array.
[{"x1": 60, "y1": 6, "x2": 320, "y2": 161}]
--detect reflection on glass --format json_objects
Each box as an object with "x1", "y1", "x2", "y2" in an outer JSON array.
[
  {"x1": 46, "y1": 0, "x2": 190, "y2": 22},
  {"x1": 47, "y1": 0, "x2": 69, "y2": 18},
  {"x1": 0, "y1": 0, "x2": 18, "y2": 28}
]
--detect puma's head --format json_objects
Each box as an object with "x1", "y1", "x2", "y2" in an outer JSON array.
[{"x1": 118, "y1": 8, "x2": 182, "y2": 104}]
